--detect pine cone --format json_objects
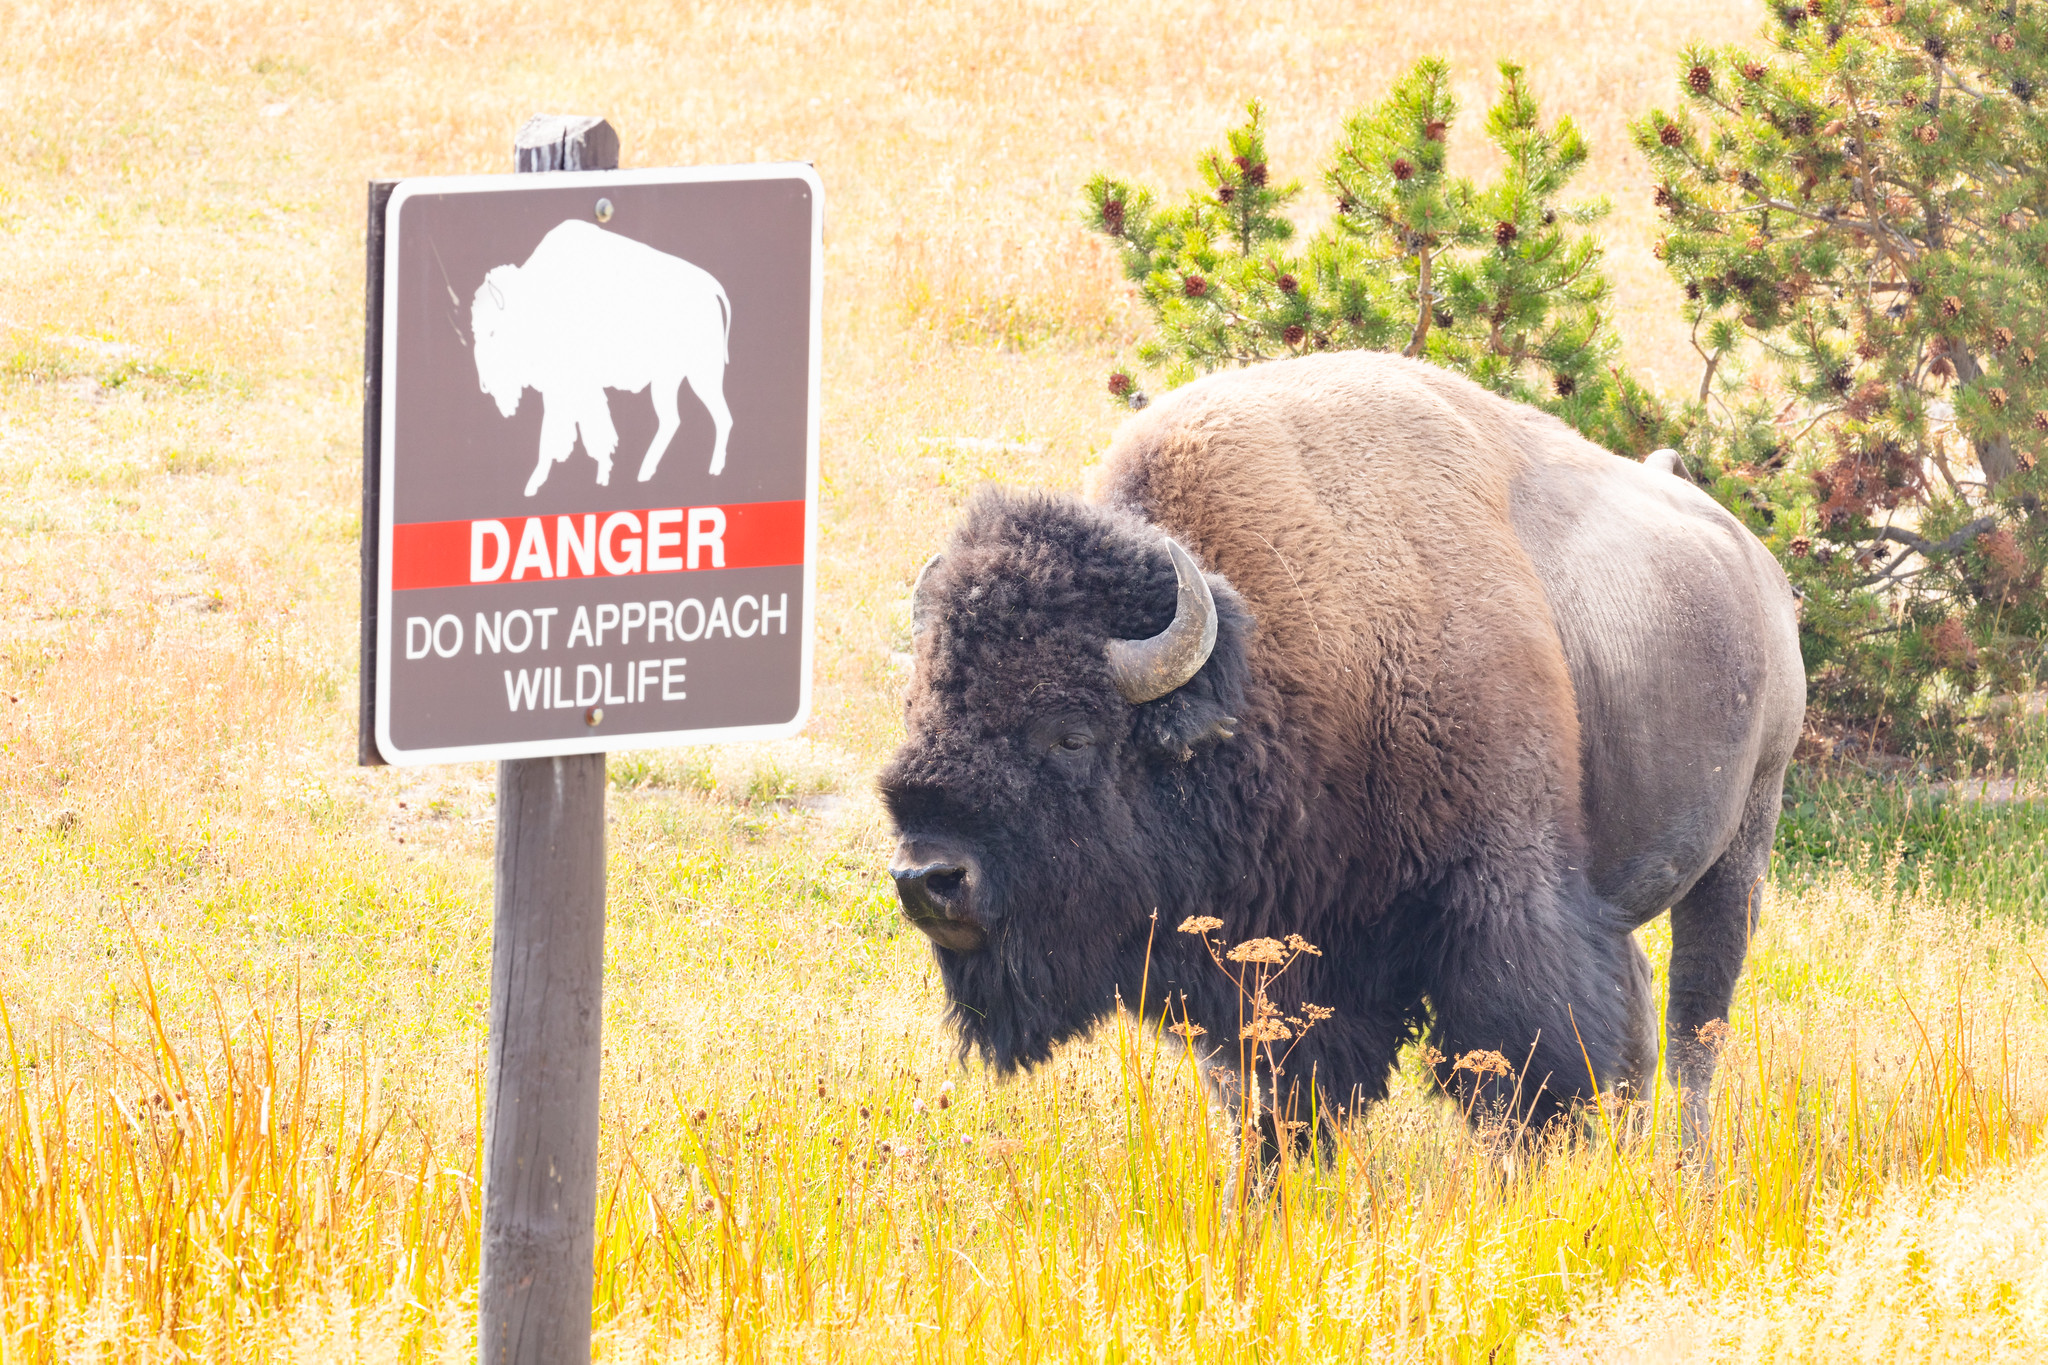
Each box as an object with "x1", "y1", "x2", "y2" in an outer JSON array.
[
  {"x1": 1989, "y1": 387, "x2": 2010, "y2": 410},
  {"x1": 1915, "y1": 122, "x2": 1939, "y2": 144},
  {"x1": 1554, "y1": 373, "x2": 1577, "y2": 397},
  {"x1": 2014, "y1": 77, "x2": 2036, "y2": 104},
  {"x1": 1424, "y1": 120, "x2": 1448, "y2": 143},
  {"x1": 1391, "y1": 157, "x2": 1415, "y2": 181},
  {"x1": 1687, "y1": 65, "x2": 1713, "y2": 95},
  {"x1": 1102, "y1": 198, "x2": 1126, "y2": 233},
  {"x1": 1930, "y1": 356, "x2": 1957, "y2": 381},
  {"x1": 1282, "y1": 324, "x2": 1306, "y2": 346},
  {"x1": 1789, "y1": 536, "x2": 1812, "y2": 558},
  {"x1": 1685, "y1": 280, "x2": 1701, "y2": 301},
  {"x1": 1996, "y1": 32, "x2": 2017, "y2": 53},
  {"x1": 1742, "y1": 62, "x2": 1768, "y2": 82},
  {"x1": 2020, "y1": 347, "x2": 2037, "y2": 368},
  {"x1": 1803, "y1": 0, "x2": 1823, "y2": 16},
  {"x1": 1928, "y1": 618, "x2": 1973, "y2": 669},
  {"x1": 1494, "y1": 221, "x2": 1518, "y2": 246},
  {"x1": 1941, "y1": 295, "x2": 1963, "y2": 318},
  {"x1": 1107, "y1": 372, "x2": 1134, "y2": 397},
  {"x1": 1182, "y1": 274, "x2": 1208, "y2": 298},
  {"x1": 1993, "y1": 327, "x2": 2015, "y2": 353},
  {"x1": 1792, "y1": 112, "x2": 1815, "y2": 137},
  {"x1": 1923, "y1": 34, "x2": 1948, "y2": 60},
  {"x1": 1216, "y1": 184, "x2": 1235, "y2": 205},
  {"x1": 1658, "y1": 122, "x2": 1684, "y2": 148},
  {"x1": 1275, "y1": 274, "x2": 1298, "y2": 294},
  {"x1": 2036, "y1": 411, "x2": 2048, "y2": 432}
]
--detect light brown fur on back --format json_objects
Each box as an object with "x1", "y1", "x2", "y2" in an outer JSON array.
[{"x1": 1092, "y1": 350, "x2": 1586, "y2": 874}]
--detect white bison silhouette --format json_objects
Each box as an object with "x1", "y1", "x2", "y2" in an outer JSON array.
[{"x1": 471, "y1": 219, "x2": 733, "y2": 497}]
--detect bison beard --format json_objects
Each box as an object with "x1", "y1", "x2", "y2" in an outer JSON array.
[
  {"x1": 883, "y1": 490, "x2": 1653, "y2": 1129},
  {"x1": 884, "y1": 352, "x2": 1801, "y2": 1146}
]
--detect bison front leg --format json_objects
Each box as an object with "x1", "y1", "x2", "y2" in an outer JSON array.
[
  {"x1": 573, "y1": 390, "x2": 620, "y2": 486},
  {"x1": 526, "y1": 399, "x2": 581, "y2": 498},
  {"x1": 1424, "y1": 874, "x2": 1655, "y2": 1135},
  {"x1": 636, "y1": 370, "x2": 684, "y2": 484}
]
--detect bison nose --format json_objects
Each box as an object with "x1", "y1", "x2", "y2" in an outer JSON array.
[{"x1": 890, "y1": 856, "x2": 988, "y2": 953}]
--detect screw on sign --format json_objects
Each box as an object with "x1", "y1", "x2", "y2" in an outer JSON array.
[{"x1": 358, "y1": 114, "x2": 822, "y2": 1365}]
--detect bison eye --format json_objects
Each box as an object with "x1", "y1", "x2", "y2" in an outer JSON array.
[{"x1": 1056, "y1": 732, "x2": 1092, "y2": 753}]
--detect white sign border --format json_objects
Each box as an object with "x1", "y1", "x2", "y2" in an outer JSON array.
[{"x1": 372, "y1": 162, "x2": 824, "y2": 767}]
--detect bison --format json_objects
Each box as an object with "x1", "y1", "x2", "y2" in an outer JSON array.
[
  {"x1": 881, "y1": 352, "x2": 1804, "y2": 1142},
  {"x1": 471, "y1": 219, "x2": 734, "y2": 497}
]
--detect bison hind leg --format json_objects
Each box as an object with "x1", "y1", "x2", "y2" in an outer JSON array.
[
  {"x1": 1666, "y1": 773, "x2": 1782, "y2": 1158},
  {"x1": 686, "y1": 365, "x2": 733, "y2": 476}
]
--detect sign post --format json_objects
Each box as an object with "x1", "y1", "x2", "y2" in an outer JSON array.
[{"x1": 359, "y1": 115, "x2": 822, "y2": 1363}]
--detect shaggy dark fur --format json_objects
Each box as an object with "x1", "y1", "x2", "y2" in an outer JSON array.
[{"x1": 881, "y1": 490, "x2": 1647, "y2": 1128}]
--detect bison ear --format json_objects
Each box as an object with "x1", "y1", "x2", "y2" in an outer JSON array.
[{"x1": 1129, "y1": 575, "x2": 1251, "y2": 764}]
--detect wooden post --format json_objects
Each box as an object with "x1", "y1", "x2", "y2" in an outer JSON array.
[{"x1": 480, "y1": 115, "x2": 618, "y2": 1365}]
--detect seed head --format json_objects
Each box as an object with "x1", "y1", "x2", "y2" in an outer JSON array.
[
  {"x1": 1168, "y1": 1020, "x2": 1208, "y2": 1039},
  {"x1": 1283, "y1": 933, "x2": 1322, "y2": 956},
  {"x1": 1226, "y1": 937, "x2": 1288, "y2": 964},
  {"x1": 1694, "y1": 1019, "x2": 1735, "y2": 1051},
  {"x1": 1178, "y1": 915, "x2": 1223, "y2": 935},
  {"x1": 1454, "y1": 1049, "x2": 1514, "y2": 1077}
]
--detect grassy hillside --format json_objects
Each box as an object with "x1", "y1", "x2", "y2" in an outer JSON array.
[{"x1": 4, "y1": 1, "x2": 2048, "y2": 1359}]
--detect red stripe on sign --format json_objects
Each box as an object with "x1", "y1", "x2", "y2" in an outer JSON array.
[{"x1": 392, "y1": 501, "x2": 806, "y2": 591}]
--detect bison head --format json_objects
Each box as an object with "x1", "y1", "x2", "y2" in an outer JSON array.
[
  {"x1": 880, "y1": 489, "x2": 1253, "y2": 1072},
  {"x1": 469, "y1": 265, "x2": 526, "y2": 420}
]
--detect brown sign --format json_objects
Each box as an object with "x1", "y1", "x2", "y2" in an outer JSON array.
[{"x1": 368, "y1": 165, "x2": 822, "y2": 764}]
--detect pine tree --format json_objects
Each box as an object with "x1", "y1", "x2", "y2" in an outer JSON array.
[
  {"x1": 1087, "y1": 62, "x2": 1677, "y2": 455},
  {"x1": 1638, "y1": 0, "x2": 2048, "y2": 749}
]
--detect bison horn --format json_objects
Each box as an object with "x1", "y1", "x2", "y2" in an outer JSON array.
[
  {"x1": 909, "y1": 552, "x2": 944, "y2": 638},
  {"x1": 1107, "y1": 537, "x2": 1216, "y2": 704}
]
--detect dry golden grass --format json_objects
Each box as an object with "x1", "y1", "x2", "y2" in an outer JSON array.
[{"x1": 10, "y1": 0, "x2": 2048, "y2": 1360}]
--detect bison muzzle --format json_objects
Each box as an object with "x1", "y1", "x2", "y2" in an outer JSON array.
[{"x1": 881, "y1": 352, "x2": 1804, "y2": 1145}]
